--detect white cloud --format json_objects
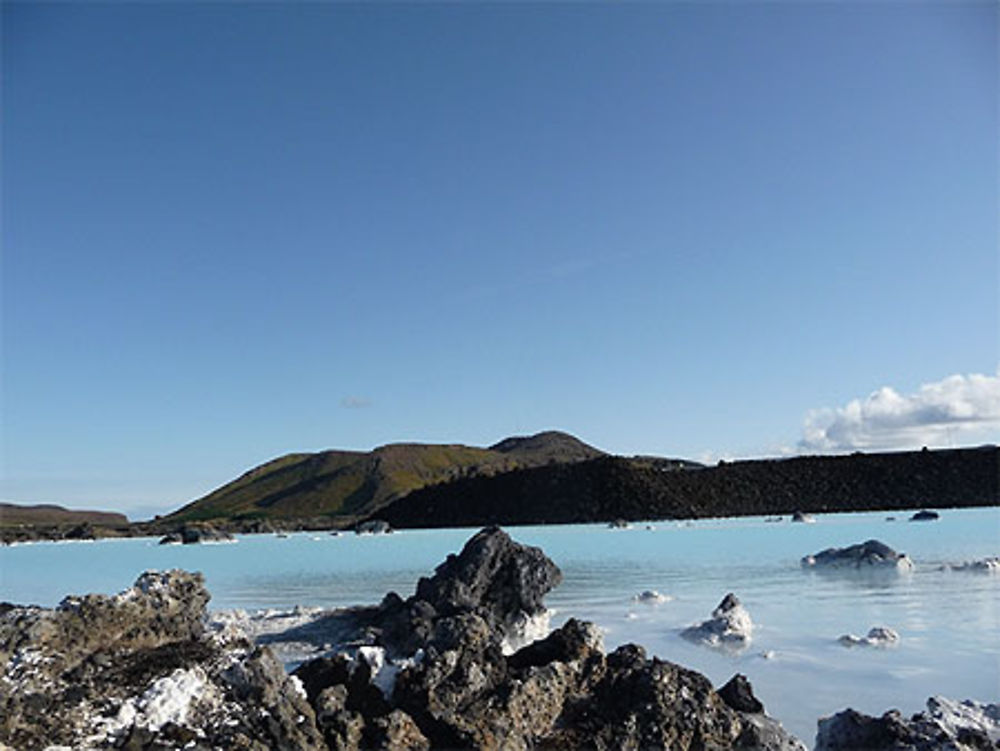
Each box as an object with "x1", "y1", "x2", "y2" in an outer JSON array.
[{"x1": 799, "y1": 371, "x2": 1000, "y2": 452}]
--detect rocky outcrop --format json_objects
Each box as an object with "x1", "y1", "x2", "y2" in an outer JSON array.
[
  {"x1": 815, "y1": 696, "x2": 1000, "y2": 750},
  {"x1": 158, "y1": 524, "x2": 235, "y2": 545},
  {"x1": 680, "y1": 593, "x2": 754, "y2": 648},
  {"x1": 285, "y1": 530, "x2": 800, "y2": 750},
  {"x1": 0, "y1": 570, "x2": 323, "y2": 750},
  {"x1": 837, "y1": 626, "x2": 899, "y2": 648},
  {"x1": 801, "y1": 539, "x2": 914, "y2": 571}
]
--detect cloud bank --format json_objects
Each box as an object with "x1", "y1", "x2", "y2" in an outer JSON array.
[{"x1": 800, "y1": 372, "x2": 1000, "y2": 452}]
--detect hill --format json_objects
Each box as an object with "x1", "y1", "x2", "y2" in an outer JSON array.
[
  {"x1": 0, "y1": 503, "x2": 128, "y2": 527},
  {"x1": 372, "y1": 445, "x2": 999, "y2": 528},
  {"x1": 165, "y1": 430, "x2": 604, "y2": 525}
]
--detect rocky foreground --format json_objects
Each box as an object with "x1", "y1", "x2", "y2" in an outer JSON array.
[{"x1": 2, "y1": 528, "x2": 997, "y2": 750}]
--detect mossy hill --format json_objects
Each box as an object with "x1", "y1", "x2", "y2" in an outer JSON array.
[
  {"x1": 166, "y1": 431, "x2": 604, "y2": 525},
  {"x1": 372, "y1": 445, "x2": 999, "y2": 529}
]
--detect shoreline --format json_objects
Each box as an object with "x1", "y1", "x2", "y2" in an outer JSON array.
[{"x1": 1, "y1": 500, "x2": 994, "y2": 546}]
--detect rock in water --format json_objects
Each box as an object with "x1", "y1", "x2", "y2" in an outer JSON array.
[
  {"x1": 356, "y1": 519, "x2": 392, "y2": 535},
  {"x1": 910, "y1": 509, "x2": 940, "y2": 522},
  {"x1": 414, "y1": 525, "x2": 561, "y2": 638},
  {"x1": 943, "y1": 557, "x2": 1000, "y2": 573},
  {"x1": 837, "y1": 626, "x2": 899, "y2": 648},
  {"x1": 801, "y1": 539, "x2": 914, "y2": 571},
  {"x1": 815, "y1": 696, "x2": 1000, "y2": 750},
  {"x1": 633, "y1": 589, "x2": 673, "y2": 604},
  {"x1": 680, "y1": 593, "x2": 754, "y2": 648}
]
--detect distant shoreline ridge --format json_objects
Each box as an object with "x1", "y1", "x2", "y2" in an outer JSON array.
[{"x1": 1, "y1": 438, "x2": 996, "y2": 544}]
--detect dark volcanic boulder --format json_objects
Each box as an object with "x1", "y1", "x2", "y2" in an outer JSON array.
[{"x1": 414, "y1": 525, "x2": 562, "y2": 635}]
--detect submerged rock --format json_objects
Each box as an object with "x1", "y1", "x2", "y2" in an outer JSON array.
[
  {"x1": 942, "y1": 557, "x2": 1000, "y2": 573},
  {"x1": 801, "y1": 539, "x2": 914, "y2": 571},
  {"x1": 633, "y1": 589, "x2": 673, "y2": 604},
  {"x1": 837, "y1": 626, "x2": 900, "y2": 648},
  {"x1": 680, "y1": 593, "x2": 754, "y2": 648},
  {"x1": 815, "y1": 696, "x2": 1000, "y2": 751}
]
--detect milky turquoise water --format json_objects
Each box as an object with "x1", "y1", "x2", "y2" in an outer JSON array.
[{"x1": 2, "y1": 507, "x2": 998, "y2": 747}]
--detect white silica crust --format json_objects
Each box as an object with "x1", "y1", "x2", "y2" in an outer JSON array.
[
  {"x1": 926, "y1": 696, "x2": 1000, "y2": 743},
  {"x1": 353, "y1": 645, "x2": 425, "y2": 699},
  {"x1": 500, "y1": 610, "x2": 553, "y2": 655},
  {"x1": 89, "y1": 667, "x2": 218, "y2": 744},
  {"x1": 681, "y1": 594, "x2": 753, "y2": 648}
]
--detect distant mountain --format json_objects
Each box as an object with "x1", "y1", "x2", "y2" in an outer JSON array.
[
  {"x1": 166, "y1": 431, "x2": 604, "y2": 524},
  {"x1": 373, "y1": 446, "x2": 1000, "y2": 529},
  {"x1": 0, "y1": 503, "x2": 128, "y2": 527}
]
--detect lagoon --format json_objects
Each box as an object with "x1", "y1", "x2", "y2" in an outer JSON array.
[{"x1": 2, "y1": 507, "x2": 998, "y2": 747}]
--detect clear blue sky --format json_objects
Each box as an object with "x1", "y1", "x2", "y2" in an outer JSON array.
[{"x1": 3, "y1": 2, "x2": 997, "y2": 519}]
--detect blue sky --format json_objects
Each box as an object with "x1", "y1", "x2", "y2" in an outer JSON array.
[{"x1": 3, "y1": 2, "x2": 997, "y2": 519}]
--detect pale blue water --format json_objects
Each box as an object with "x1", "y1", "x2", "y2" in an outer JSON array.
[{"x1": 2, "y1": 507, "x2": 998, "y2": 747}]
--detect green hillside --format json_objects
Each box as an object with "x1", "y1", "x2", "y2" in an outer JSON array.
[{"x1": 166, "y1": 431, "x2": 604, "y2": 524}]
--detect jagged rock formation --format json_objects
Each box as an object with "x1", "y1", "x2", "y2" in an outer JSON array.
[
  {"x1": 815, "y1": 697, "x2": 1000, "y2": 750},
  {"x1": 287, "y1": 529, "x2": 802, "y2": 750},
  {"x1": 0, "y1": 570, "x2": 322, "y2": 750},
  {"x1": 801, "y1": 539, "x2": 914, "y2": 571}
]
